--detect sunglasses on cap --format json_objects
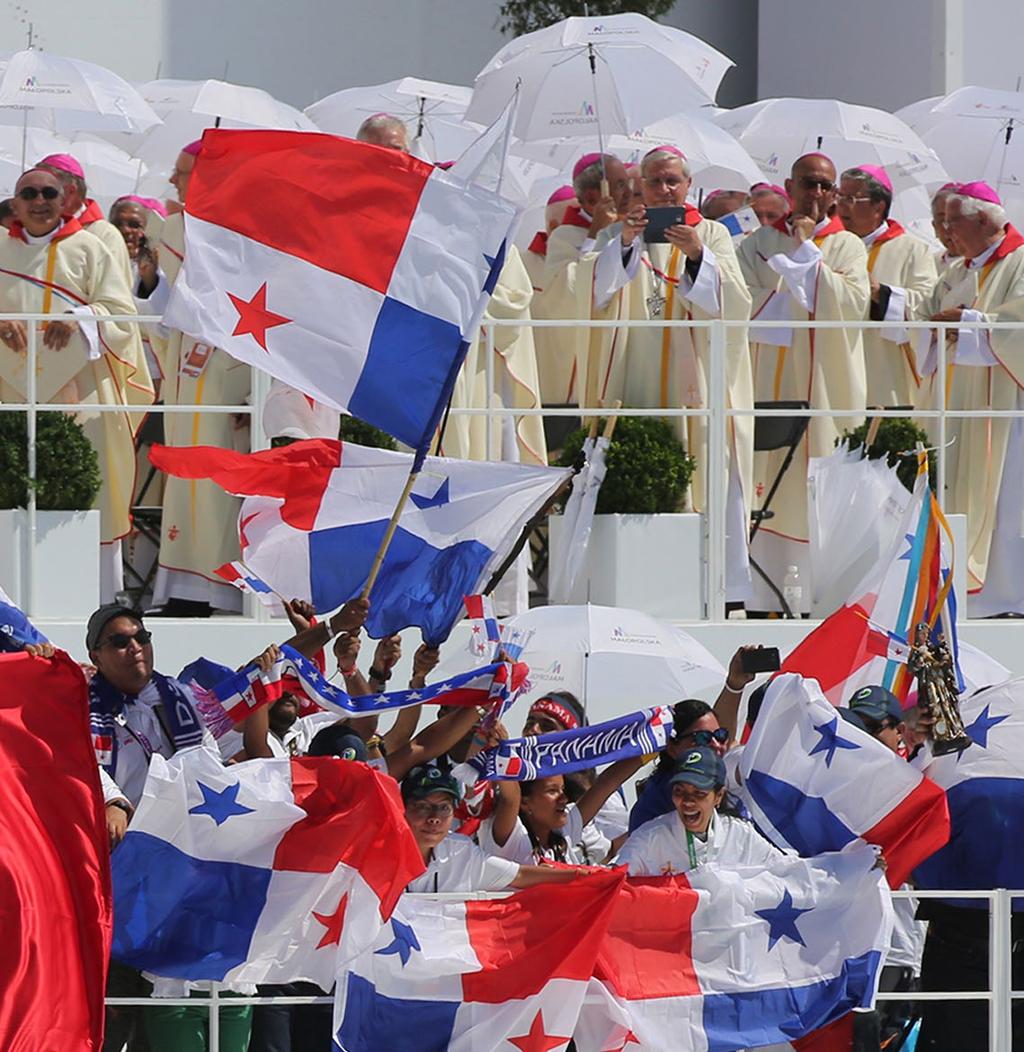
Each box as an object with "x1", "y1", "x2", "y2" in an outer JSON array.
[
  {"x1": 797, "y1": 176, "x2": 835, "y2": 192},
  {"x1": 98, "y1": 628, "x2": 153, "y2": 650},
  {"x1": 17, "y1": 186, "x2": 61, "y2": 201},
  {"x1": 683, "y1": 728, "x2": 730, "y2": 746}
]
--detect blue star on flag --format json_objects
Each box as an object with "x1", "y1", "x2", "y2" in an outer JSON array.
[
  {"x1": 755, "y1": 889, "x2": 813, "y2": 951},
  {"x1": 897, "y1": 533, "x2": 916, "y2": 561},
  {"x1": 410, "y1": 477, "x2": 450, "y2": 510},
  {"x1": 375, "y1": 917, "x2": 421, "y2": 966},
  {"x1": 964, "y1": 704, "x2": 1009, "y2": 749},
  {"x1": 809, "y1": 717, "x2": 861, "y2": 767},
  {"x1": 188, "y1": 781, "x2": 255, "y2": 826}
]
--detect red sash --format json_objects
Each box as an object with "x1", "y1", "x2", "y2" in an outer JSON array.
[
  {"x1": 868, "y1": 218, "x2": 905, "y2": 246},
  {"x1": 527, "y1": 230, "x2": 548, "y2": 256},
  {"x1": 7, "y1": 216, "x2": 84, "y2": 244},
  {"x1": 76, "y1": 199, "x2": 105, "y2": 227},
  {"x1": 561, "y1": 205, "x2": 594, "y2": 230}
]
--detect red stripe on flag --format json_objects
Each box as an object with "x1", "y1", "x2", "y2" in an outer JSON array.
[
  {"x1": 187, "y1": 129, "x2": 432, "y2": 295},
  {"x1": 780, "y1": 604, "x2": 874, "y2": 698},
  {"x1": 593, "y1": 876, "x2": 701, "y2": 999},
  {"x1": 462, "y1": 869, "x2": 625, "y2": 1003},
  {"x1": 862, "y1": 776, "x2": 950, "y2": 888}
]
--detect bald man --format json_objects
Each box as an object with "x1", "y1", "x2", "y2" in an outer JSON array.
[{"x1": 356, "y1": 113, "x2": 409, "y2": 152}]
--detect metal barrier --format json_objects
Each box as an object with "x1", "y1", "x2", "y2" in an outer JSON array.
[
  {"x1": 102, "y1": 887, "x2": 1021, "y2": 1051},
  {"x1": 3, "y1": 311, "x2": 1024, "y2": 620}
]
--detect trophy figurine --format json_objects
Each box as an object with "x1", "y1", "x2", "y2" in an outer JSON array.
[{"x1": 907, "y1": 622, "x2": 972, "y2": 756}]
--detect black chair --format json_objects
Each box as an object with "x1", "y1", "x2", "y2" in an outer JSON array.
[{"x1": 748, "y1": 400, "x2": 810, "y2": 617}]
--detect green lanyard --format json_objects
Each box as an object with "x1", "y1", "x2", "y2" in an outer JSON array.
[{"x1": 686, "y1": 829, "x2": 698, "y2": 869}]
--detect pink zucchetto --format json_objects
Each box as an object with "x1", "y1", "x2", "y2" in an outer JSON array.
[
  {"x1": 643, "y1": 144, "x2": 685, "y2": 161},
  {"x1": 181, "y1": 139, "x2": 203, "y2": 157},
  {"x1": 547, "y1": 185, "x2": 576, "y2": 205},
  {"x1": 572, "y1": 152, "x2": 604, "y2": 179},
  {"x1": 751, "y1": 181, "x2": 790, "y2": 202},
  {"x1": 956, "y1": 180, "x2": 1002, "y2": 205},
  {"x1": 855, "y1": 164, "x2": 893, "y2": 193},
  {"x1": 37, "y1": 153, "x2": 84, "y2": 179},
  {"x1": 115, "y1": 194, "x2": 169, "y2": 218}
]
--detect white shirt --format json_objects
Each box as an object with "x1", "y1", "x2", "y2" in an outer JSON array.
[
  {"x1": 479, "y1": 803, "x2": 588, "y2": 865},
  {"x1": 99, "y1": 765, "x2": 128, "y2": 806},
  {"x1": 616, "y1": 810, "x2": 783, "y2": 876},
  {"x1": 405, "y1": 834, "x2": 520, "y2": 894},
  {"x1": 266, "y1": 711, "x2": 340, "y2": 758}
]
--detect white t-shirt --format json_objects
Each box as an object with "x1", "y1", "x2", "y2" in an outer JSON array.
[
  {"x1": 405, "y1": 834, "x2": 520, "y2": 894},
  {"x1": 479, "y1": 804, "x2": 587, "y2": 865},
  {"x1": 266, "y1": 711, "x2": 341, "y2": 758},
  {"x1": 616, "y1": 810, "x2": 783, "y2": 876}
]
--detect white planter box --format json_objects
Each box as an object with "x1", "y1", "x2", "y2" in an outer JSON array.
[
  {"x1": 548, "y1": 512, "x2": 704, "y2": 620},
  {"x1": 0, "y1": 509, "x2": 100, "y2": 618}
]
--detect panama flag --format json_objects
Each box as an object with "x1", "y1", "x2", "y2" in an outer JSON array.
[
  {"x1": 912, "y1": 675, "x2": 1024, "y2": 907},
  {"x1": 214, "y1": 561, "x2": 276, "y2": 603},
  {"x1": 574, "y1": 846, "x2": 893, "y2": 1052},
  {"x1": 150, "y1": 439, "x2": 570, "y2": 642},
  {"x1": 334, "y1": 869, "x2": 626, "y2": 1051},
  {"x1": 111, "y1": 746, "x2": 424, "y2": 987},
  {"x1": 738, "y1": 673, "x2": 950, "y2": 887},
  {"x1": 163, "y1": 129, "x2": 517, "y2": 456}
]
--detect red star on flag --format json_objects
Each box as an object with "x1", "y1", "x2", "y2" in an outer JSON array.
[
  {"x1": 613, "y1": 1030, "x2": 641, "y2": 1050},
  {"x1": 227, "y1": 282, "x2": 291, "y2": 351},
  {"x1": 311, "y1": 892, "x2": 348, "y2": 949},
  {"x1": 507, "y1": 1010, "x2": 569, "y2": 1052}
]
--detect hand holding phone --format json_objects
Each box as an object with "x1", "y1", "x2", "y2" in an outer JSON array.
[{"x1": 740, "y1": 647, "x2": 781, "y2": 675}]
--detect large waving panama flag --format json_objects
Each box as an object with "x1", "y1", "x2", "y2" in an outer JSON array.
[
  {"x1": 150, "y1": 439, "x2": 570, "y2": 642},
  {"x1": 782, "y1": 451, "x2": 974, "y2": 706},
  {"x1": 163, "y1": 128, "x2": 517, "y2": 458}
]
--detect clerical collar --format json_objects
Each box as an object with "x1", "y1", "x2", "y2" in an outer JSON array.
[
  {"x1": 23, "y1": 221, "x2": 64, "y2": 245},
  {"x1": 966, "y1": 234, "x2": 1004, "y2": 270},
  {"x1": 861, "y1": 221, "x2": 890, "y2": 248}
]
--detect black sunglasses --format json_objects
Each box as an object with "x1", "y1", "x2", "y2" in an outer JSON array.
[
  {"x1": 687, "y1": 728, "x2": 730, "y2": 746},
  {"x1": 17, "y1": 185, "x2": 61, "y2": 201},
  {"x1": 100, "y1": 628, "x2": 153, "y2": 650}
]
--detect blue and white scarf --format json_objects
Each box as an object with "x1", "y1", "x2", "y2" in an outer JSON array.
[{"x1": 89, "y1": 671, "x2": 205, "y2": 775}]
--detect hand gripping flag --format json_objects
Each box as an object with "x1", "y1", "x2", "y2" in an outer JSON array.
[
  {"x1": 163, "y1": 128, "x2": 517, "y2": 458},
  {"x1": 738, "y1": 673, "x2": 949, "y2": 887},
  {"x1": 455, "y1": 705, "x2": 673, "y2": 783},
  {"x1": 575, "y1": 845, "x2": 893, "y2": 1052},
  {"x1": 334, "y1": 869, "x2": 626, "y2": 1052},
  {"x1": 912, "y1": 675, "x2": 1024, "y2": 909},
  {"x1": 150, "y1": 439, "x2": 571, "y2": 643},
  {"x1": 210, "y1": 642, "x2": 525, "y2": 731},
  {"x1": 111, "y1": 746, "x2": 424, "y2": 986},
  {"x1": 0, "y1": 652, "x2": 111, "y2": 1052}
]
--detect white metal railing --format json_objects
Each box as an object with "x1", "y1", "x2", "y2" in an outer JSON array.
[
  {"x1": 101, "y1": 887, "x2": 1021, "y2": 1052},
  {"x1": 4, "y1": 312, "x2": 1023, "y2": 621}
]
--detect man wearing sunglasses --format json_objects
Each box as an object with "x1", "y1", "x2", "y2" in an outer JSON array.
[
  {"x1": 0, "y1": 168, "x2": 154, "y2": 600},
  {"x1": 737, "y1": 153, "x2": 870, "y2": 614}
]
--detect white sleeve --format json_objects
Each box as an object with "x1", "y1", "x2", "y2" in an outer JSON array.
[
  {"x1": 99, "y1": 765, "x2": 129, "y2": 806},
  {"x1": 767, "y1": 239, "x2": 822, "y2": 311},
  {"x1": 470, "y1": 844, "x2": 521, "y2": 890},
  {"x1": 881, "y1": 285, "x2": 909, "y2": 344},
  {"x1": 750, "y1": 290, "x2": 795, "y2": 347},
  {"x1": 955, "y1": 309, "x2": 1000, "y2": 366},
  {"x1": 593, "y1": 234, "x2": 641, "y2": 310},
  {"x1": 612, "y1": 829, "x2": 649, "y2": 876},
  {"x1": 66, "y1": 305, "x2": 101, "y2": 360},
  {"x1": 478, "y1": 815, "x2": 535, "y2": 865},
  {"x1": 565, "y1": 804, "x2": 585, "y2": 843},
  {"x1": 680, "y1": 243, "x2": 722, "y2": 318}
]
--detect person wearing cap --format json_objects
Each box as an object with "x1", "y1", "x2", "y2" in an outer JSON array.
[
  {"x1": 846, "y1": 683, "x2": 907, "y2": 755},
  {"x1": 910, "y1": 181, "x2": 1024, "y2": 616},
  {"x1": 150, "y1": 139, "x2": 252, "y2": 616},
  {"x1": 534, "y1": 151, "x2": 646, "y2": 407},
  {"x1": 836, "y1": 166, "x2": 938, "y2": 408},
  {"x1": 401, "y1": 766, "x2": 586, "y2": 894},
  {"x1": 524, "y1": 185, "x2": 577, "y2": 291},
  {"x1": 617, "y1": 746, "x2": 783, "y2": 876},
  {"x1": 749, "y1": 183, "x2": 791, "y2": 227},
  {"x1": 701, "y1": 189, "x2": 748, "y2": 221},
  {"x1": 0, "y1": 168, "x2": 155, "y2": 602},
  {"x1": 738, "y1": 152, "x2": 870, "y2": 614}
]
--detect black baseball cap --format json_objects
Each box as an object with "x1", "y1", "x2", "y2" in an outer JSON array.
[
  {"x1": 307, "y1": 726, "x2": 368, "y2": 761},
  {"x1": 668, "y1": 746, "x2": 727, "y2": 791},
  {"x1": 86, "y1": 603, "x2": 145, "y2": 652},
  {"x1": 401, "y1": 765, "x2": 462, "y2": 803},
  {"x1": 848, "y1": 685, "x2": 903, "y2": 724}
]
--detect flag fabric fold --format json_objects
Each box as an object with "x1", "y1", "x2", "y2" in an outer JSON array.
[
  {"x1": 111, "y1": 746, "x2": 423, "y2": 986},
  {"x1": 0, "y1": 651, "x2": 111, "y2": 1052},
  {"x1": 0, "y1": 584, "x2": 49, "y2": 651},
  {"x1": 163, "y1": 128, "x2": 518, "y2": 455},
  {"x1": 150, "y1": 439, "x2": 571, "y2": 642},
  {"x1": 738, "y1": 673, "x2": 950, "y2": 887},
  {"x1": 214, "y1": 560, "x2": 277, "y2": 603}
]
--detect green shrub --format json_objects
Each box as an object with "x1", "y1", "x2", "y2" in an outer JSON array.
[
  {"x1": 840, "y1": 418, "x2": 935, "y2": 492},
  {"x1": 338, "y1": 415, "x2": 398, "y2": 451},
  {"x1": 499, "y1": 0, "x2": 675, "y2": 36},
  {"x1": 557, "y1": 416, "x2": 694, "y2": 514},
  {"x1": 0, "y1": 411, "x2": 101, "y2": 510}
]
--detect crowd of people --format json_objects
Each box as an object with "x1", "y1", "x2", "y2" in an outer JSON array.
[
  {"x1": 1, "y1": 111, "x2": 1023, "y2": 620},
  {"x1": 18, "y1": 591, "x2": 990, "y2": 1052}
]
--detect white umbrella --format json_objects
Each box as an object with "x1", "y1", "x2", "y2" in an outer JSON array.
[
  {"x1": 466, "y1": 13, "x2": 733, "y2": 144},
  {"x1": 141, "y1": 78, "x2": 316, "y2": 130},
  {"x1": 305, "y1": 77, "x2": 474, "y2": 160},
  {"x1": 714, "y1": 98, "x2": 948, "y2": 192},
  {"x1": 0, "y1": 49, "x2": 160, "y2": 136}
]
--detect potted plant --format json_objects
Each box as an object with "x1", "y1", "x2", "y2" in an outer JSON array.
[
  {"x1": 0, "y1": 411, "x2": 102, "y2": 617},
  {"x1": 547, "y1": 416, "x2": 703, "y2": 618},
  {"x1": 840, "y1": 419, "x2": 936, "y2": 492}
]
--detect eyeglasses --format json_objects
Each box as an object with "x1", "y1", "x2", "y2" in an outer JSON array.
[
  {"x1": 17, "y1": 186, "x2": 60, "y2": 201},
  {"x1": 99, "y1": 629, "x2": 153, "y2": 650},
  {"x1": 835, "y1": 194, "x2": 873, "y2": 205},
  {"x1": 643, "y1": 176, "x2": 686, "y2": 188},
  {"x1": 407, "y1": 801, "x2": 454, "y2": 819},
  {"x1": 684, "y1": 728, "x2": 730, "y2": 746},
  {"x1": 797, "y1": 177, "x2": 835, "y2": 192}
]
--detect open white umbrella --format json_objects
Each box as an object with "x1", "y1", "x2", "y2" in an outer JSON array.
[
  {"x1": 0, "y1": 49, "x2": 160, "y2": 136},
  {"x1": 141, "y1": 78, "x2": 316, "y2": 130},
  {"x1": 306, "y1": 77, "x2": 474, "y2": 161},
  {"x1": 714, "y1": 98, "x2": 948, "y2": 192},
  {"x1": 466, "y1": 13, "x2": 733, "y2": 144}
]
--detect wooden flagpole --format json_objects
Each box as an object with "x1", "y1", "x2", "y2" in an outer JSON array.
[{"x1": 360, "y1": 466, "x2": 420, "y2": 599}]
